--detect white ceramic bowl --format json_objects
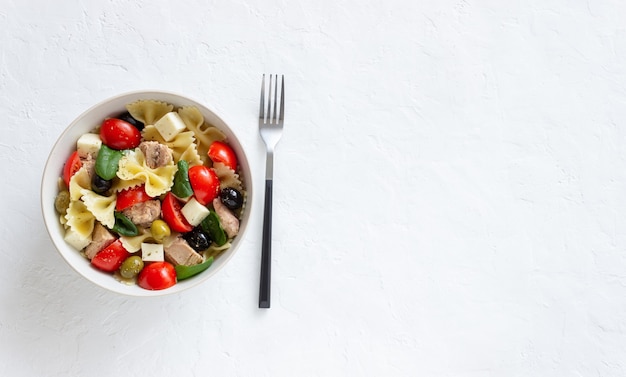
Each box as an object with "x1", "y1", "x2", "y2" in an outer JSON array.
[{"x1": 41, "y1": 91, "x2": 252, "y2": 296}]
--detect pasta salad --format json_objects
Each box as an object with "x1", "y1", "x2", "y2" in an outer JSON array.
[{"x1": 54, "y1": 100, "x2": 246, "y2": 290}]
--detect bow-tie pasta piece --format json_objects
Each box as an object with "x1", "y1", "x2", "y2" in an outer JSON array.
[{"x1": 126, "y1": 100, "x2": 173, "y2": 126}]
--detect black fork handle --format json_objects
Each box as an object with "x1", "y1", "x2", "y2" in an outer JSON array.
[{"x1": 259, "y1": 179, "x2": 273, "y2": 308}]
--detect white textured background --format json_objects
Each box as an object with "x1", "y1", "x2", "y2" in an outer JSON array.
[{"x1": 2, "y1": 0, "x2": 626, "y2": 375}]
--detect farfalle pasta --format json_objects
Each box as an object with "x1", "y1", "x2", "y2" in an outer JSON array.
[
  {"x1": 64, "y1": 200, "x2": 95, "y2": 240},
  {"x1": 117, "y1": 149, "x2": 176, "y2": 197},
  {"x1": 178, "y1": 106, "x2": 226, "y2": 165},
  {"x1": 120, "y1": 229, "x2": 155, "y2": 253},
  {"x1": 205, "y1": 241, "x2": 232, "y2": 260},
  {"x1": 126, "y1": 100, "x2": 173, "y2": 125},
  {"x1": 53, "y1": 99, "x2": 247, "y2": 291},
  {"x1": 68, "y1": 166, "x2": 92, "y2": 201},
  {"x1": 110, "y1": 177, "x2": 143, "y2": 194},
  {"x1": 62, "y1": 166, "x2": 99, "y2": 245},
  {"x1": 141, "y1": 126, "x2": 203, "y2": 166},
  {"x1": 81, "y1": 190, "x2": 117, "y2": 228},
  {"x1": 213, "y1": 162, "x2": 243, "y2": 191}
]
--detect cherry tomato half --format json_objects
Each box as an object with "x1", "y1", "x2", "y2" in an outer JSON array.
[
  {"x1": 100, "y1": 118, "x2": 142, "y2": 150},
  {"x1": 188, "y1": 165, "x2": 220, "y2": 205},
  {"x1": 63, "y1": 151, "x2": 82, "y2": 187},
  {"x1": 137, "y1": 261, "x2": 177, "y2": 290},
  {"x1": 116, "y1": 185, "x2": 152, "y2": 211},
  {"x1": 208, "y1": 141, "x2": 238, "y2": 171},
  {"x1": 91, "y1": 240, "x2": 130, "y2": 272},
  {"x1": 161, "y1": 192, "x2": 193, "y2": 233}
]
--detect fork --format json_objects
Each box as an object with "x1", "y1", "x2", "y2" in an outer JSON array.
[{"x1": 258, "y1": 74, "x2": 284, "y2": 308}]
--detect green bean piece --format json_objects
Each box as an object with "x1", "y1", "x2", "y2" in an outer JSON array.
[{"x1": 175, "y1": 257, "x2": 214, "y2": 281}]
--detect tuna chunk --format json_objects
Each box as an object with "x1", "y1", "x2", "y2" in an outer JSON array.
[
  {"x1": 121, "y1": 199, "x2": 161, "y2": 227},
  {"x1": 139, "y1": 141, "x2": 173, "y2": 169},
  {"x1": 80, "y1": 154, "x2": 96, "y2": 182},
  {"x1": 84, "y1": 223, "x2": 116, "y2": 259},
  {"x1": 212, "y1": 197, "x2": 239, "y2": 239},
  {"x1": 164, "y1": 236, "x2": 203, "y2": 266}
]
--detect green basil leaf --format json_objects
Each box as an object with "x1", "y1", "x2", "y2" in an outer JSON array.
[
  {"x1": 112, "y1": 211, "x2": 139, "y2": 236},
  {"x1": 171, "y1": 160, "x2": 193, "y2": 198},
  {"x1": 95, "y1": 145, "x2": 123, "y2": 180},
  {"x1": 200, "y1": 210, "x2": 227, "y2": 246}
]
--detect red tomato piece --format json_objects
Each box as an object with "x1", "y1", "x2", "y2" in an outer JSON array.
[
  {"x1": 100, "y1": 118, "x2": 142, "y2": 150},
  {"x1": 188, "y1": 165, "x2": 220, "y2": 205},
  {"x1": 91, "y1": 240, "x2": 129, "y2": 272},
  {"x1": 137, "y1": 261, "x2": 177, "y2": 290},
  {"x1": 116, "y1": 185, "x2": 152, "y2": 211},
  {"x1": 208, "y1": 141, "x2": 238, "y2": 171},
  {"x1": 63, "y1": 151, "x2": 82, "y2": 187},
  {"x1": 161, "y1": 192, "x2": 193, "y2": 233}
]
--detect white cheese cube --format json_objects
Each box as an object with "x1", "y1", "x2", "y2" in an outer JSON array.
[
  {"x1": 141, "y1": 243, "x2": 164, "y2": 262},
  {"x1": 153, "y1": 112, "x2": 187, "y2": 142},
  {"x1": 181, "y1": 197, "x2": 210, "y2": 226},
  {"x1": 64, "y1": 228, "x2": 91, "y2": 251},
  {"x1": 76, "y1": 133, "x2": 102, "y2": 158}
]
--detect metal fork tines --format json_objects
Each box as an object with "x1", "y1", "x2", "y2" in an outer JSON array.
[{"x1": 258, "y1": 74, "x2": 284, "y2": 309}]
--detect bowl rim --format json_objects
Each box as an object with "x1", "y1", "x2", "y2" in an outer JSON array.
[{"x1": 41, "y1": 89, "x2": 253, "y2": 297}]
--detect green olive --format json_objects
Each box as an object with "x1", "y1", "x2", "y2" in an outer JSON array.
[
  {"x1": 119, "y1": 256, "x2": 144, "y2": 279},
  {"x1": 54, "y1": 190, "x2": 70, "y2": 215},
  {"x1": 150, "y1": 219, "x2": 171, "y2": 241}
]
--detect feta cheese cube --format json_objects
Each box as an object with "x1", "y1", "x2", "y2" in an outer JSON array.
[
  {"x1": 153, "y1": 112, "x2": 187, "y2": 141},
  {"x1": 181, "y1": 197, "x2": 210, "y2": 226},
  {"x1": 141, "y1": 243, "x2": 164, "y2": 262},
  {"x1": 64, "y1": 228, "x2": 91, "y2": 251},
  {"x1": 76, "y1": 133, "x2": 102, "y2": 158}
]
